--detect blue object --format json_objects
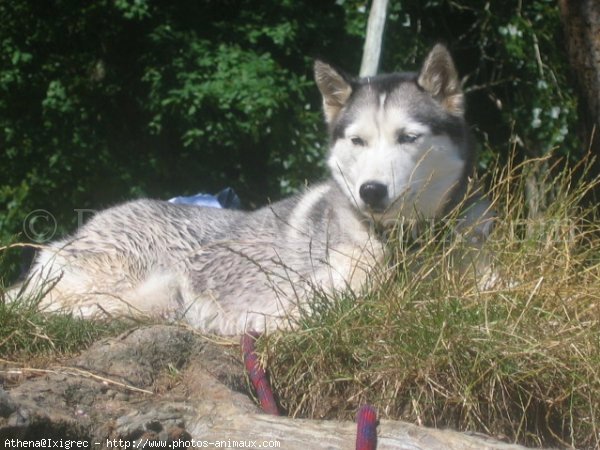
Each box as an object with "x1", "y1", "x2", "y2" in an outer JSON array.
[{"x1": 169, "y1": 187, "x2": 241, "y2": 209}]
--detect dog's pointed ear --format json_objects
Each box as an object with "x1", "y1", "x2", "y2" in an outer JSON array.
[
  {"x1": 314, "y1": 60, "x2": 353, "y2": 124},
  {"x1": 417, "y1": 44, "x2": 464, "y2": 115}
]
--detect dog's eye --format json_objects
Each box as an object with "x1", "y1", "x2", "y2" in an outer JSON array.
[
  {"x1": 397, "y1": 133, "x2": 420, "y2": 144},
  {"x1": 350, "y1": 137, "x2": 366, "y2": 146}
]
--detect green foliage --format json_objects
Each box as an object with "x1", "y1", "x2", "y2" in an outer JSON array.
[
  {"x1": 475, "y1": 1, "x2": 578, "y2": 160},
  {"x1": 115, "y1": 0, "x2": 151, "y2": 20},
  {"x1": 380, "y1": 0, "x2": 579, "y2": 165},
  {"x1": 0, "y1": 1, "x2": 363, "y2": 260},
  {"x1": 0, "y1": 0, "x2": 581, "y2": 271}
]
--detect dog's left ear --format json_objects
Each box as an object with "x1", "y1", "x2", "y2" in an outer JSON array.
[
  {"x1": 418, "y1": 44, "x2": 464, "y2": 116},
  {"x1": 314, "y1": 60, "x2": 353, "y2": 124}
]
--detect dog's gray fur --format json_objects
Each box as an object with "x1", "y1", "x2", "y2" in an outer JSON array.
[{"x1": 17, "y1": 45, "x2": 491, "y2": 335}]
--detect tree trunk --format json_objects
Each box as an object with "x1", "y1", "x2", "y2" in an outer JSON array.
[
  {"x1": 558, "y1": 0, "x2": 600, "y2": 159},
  {"x1": 360, "y1": 0, "x2": 389, "y2": 77}
]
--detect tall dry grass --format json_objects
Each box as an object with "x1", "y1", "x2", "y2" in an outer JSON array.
[{"x1": 262, "y1": 154, "x2": 600, "y2": 449}]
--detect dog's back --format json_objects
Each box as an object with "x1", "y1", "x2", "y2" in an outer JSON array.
[{"x1": 23, "y1": 182, "x2": 383, "y2": 334}]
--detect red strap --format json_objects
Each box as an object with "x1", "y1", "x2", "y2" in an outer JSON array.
[
  {"x1": 242, "y1": 331, "x2": 377, "y2": 449},
  {"x1": 241, "y1": 332, "x2": 279, "y2": 416},
  {"x1": 356, "y1": 404, "x2": 377, "y2": 450}
]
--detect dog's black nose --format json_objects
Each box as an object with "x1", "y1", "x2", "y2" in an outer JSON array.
[{"x1": 359, "y1": 182, "x2": 388, "y2": 209}]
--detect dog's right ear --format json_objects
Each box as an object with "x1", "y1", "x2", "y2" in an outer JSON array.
[
  {"x1": 417, "y1": 44, "x2": 464, "y2": 116},
  {"x1": 314, "y1": 60, "x2": 353, "y2": 124}
]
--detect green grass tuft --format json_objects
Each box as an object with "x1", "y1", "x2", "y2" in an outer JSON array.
[{"x1": 0, "y1": 269, "x2": 129, "y2": 360}]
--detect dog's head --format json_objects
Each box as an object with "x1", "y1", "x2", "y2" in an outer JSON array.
[{"x1": 315, "y1": 44, "x2": 471, "y2": 224}]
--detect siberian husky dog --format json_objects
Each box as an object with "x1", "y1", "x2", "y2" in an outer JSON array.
[{"x1": 15, "y1": 44, "x2": 492, "y2": 335}]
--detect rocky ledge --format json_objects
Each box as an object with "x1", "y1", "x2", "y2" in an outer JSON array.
[{"x1": 0, "y1": 326, "x2": 553, "y2": 449}]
